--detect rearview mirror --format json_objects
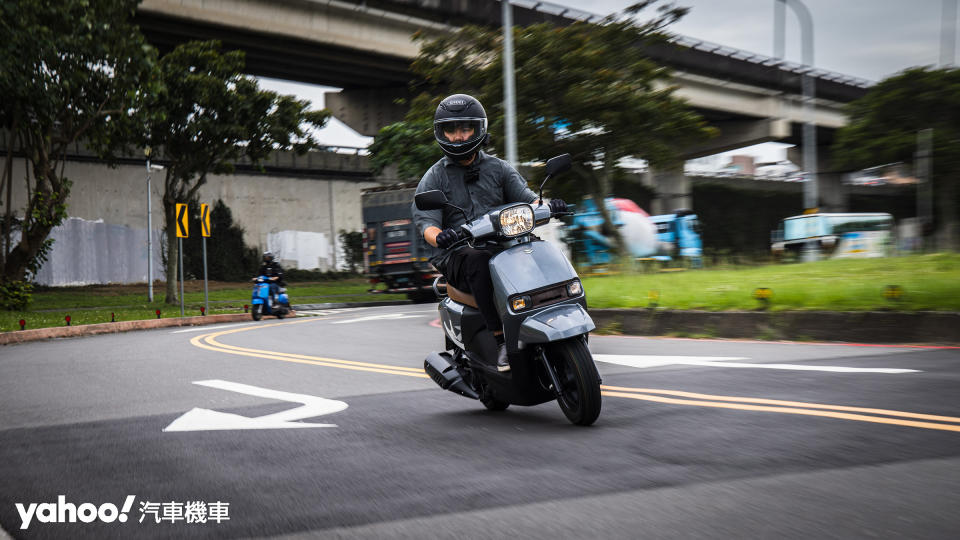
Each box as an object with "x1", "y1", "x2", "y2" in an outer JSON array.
[
  {"x1": 415, "y1": 190, "x2": 448, "y2": 211},
  {"x1": 545, "y1": 153, "x2": 572, "y2": 177}
]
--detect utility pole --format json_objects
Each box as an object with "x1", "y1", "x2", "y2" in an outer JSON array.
[
  {"x1": 502, "y1": 0, "x2": 518, "y2": 166},
  {"x1": 775, "y1": 0, "x2": 819, "y2": 260},
  {"x1": 942, "y1": 0, "x2": 958, "y2": 67}
]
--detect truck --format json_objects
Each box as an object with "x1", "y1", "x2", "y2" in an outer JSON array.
[
  {"x1": 649, "y1": 209, "x2": 703, "y2": 267},
  {"x1": 568, "y1": 197, "x2": 702, "y2": 269},
  {"x1": 361, "y1": 183, "x2": 440, "y2": 302}
]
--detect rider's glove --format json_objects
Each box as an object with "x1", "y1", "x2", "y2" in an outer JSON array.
[
  {"x1": 435, "y1": 228, "x2": 459, "y2": 249},
  {"x1": 548, "y1": 198, "x2": 568, "y2": 217}
]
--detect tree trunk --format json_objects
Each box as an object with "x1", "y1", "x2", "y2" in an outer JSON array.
[
  {"x1": 596, "y1": 152, "x2": 626, "y2": 257},
  {"x1": 3, "y1": 149, "x2": 70, "y2": 281},
  {"x1": 163, "y1": 196, "x2": 179, "y2": 305},
  {"x1": 937, "y1": 176, "x2": 959, "y2": 251}
]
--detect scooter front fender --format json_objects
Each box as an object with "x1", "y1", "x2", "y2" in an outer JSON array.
[{"x1": 517, "y1": 303, "x2": 595, "y2": 344}]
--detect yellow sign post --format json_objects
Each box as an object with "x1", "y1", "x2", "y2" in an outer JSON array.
[
  {"x1": 175, "y1": 203, "x2": 188, "y2": 317},
  {"x1": 176, "y1": 203, "x2": 189, "y2": 238},
  {"x1": 200, "y1": 204, "x2": 210, "y2": 314},
  {"x1": 200, "y1": 204, "x2": 211, "y2": 238}
]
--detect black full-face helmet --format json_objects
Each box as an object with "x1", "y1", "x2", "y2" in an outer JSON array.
[
  {"x1": 262, "y1": 251, "x2": 274, "y2": 264},
  {"x1": 434, "y1": 94, "x2": 488, "y2": 161}
]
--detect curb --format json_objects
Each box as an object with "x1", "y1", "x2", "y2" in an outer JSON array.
[
  {"x1": 4, "y1": 305, "x2": 958, "y2": 347},
  {"x1": 590, "y1": 309, "x2": 960, "y2": 345},
  {"x1": 0, "y1": 313, "x2": 254, "y2": 345},
  {"x1": 0, "y1": 300, "x2": 412, "y2": 346}
]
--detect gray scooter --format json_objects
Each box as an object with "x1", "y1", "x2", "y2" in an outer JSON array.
[{"x1": 416, "y1": 154, "x2": 602, "y2": 426}]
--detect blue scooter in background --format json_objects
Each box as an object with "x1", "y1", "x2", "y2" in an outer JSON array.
[{"x1": 251, "y1": 276, "x2": 290, "y2": 321}]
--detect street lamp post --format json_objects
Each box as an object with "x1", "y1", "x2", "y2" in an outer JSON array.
[
  {"x1": 145, "y1": 149, "x2": 163, "y2": 302},
  {"x1": 502, "y1": 0, "x2": 518, "y2": 167},
  {"x1": 775, "y1": 0, "x2": 819, "y2": 260}
]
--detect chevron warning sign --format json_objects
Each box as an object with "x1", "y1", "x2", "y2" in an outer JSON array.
[
  {"x1": 200, "y1": 204, "x2": 211, "y2": 237},
  {"x1": 176, "y1": 203, "x2": 189, "y2": 238}
]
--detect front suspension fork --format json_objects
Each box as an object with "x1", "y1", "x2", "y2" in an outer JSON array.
[{"x1": 537, "y1": 346, "x2": 565, "y2": 399}]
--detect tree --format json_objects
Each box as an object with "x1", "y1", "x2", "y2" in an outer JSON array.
[
  {"x1": 0, "y1": 0, "x2": 154, "y2": 281},
  {"x1": 182, "y1": 199, "x2": 260, "y2": 282},
  {"x1": 833, "y1": 67, "x2": 960, "y2": 250},
  {"x1": 140, "y1": 41, "x2": 330, "y2": 304},
  {"x1": 369, "y1": 1, "x2": 714, "y2": 253}
]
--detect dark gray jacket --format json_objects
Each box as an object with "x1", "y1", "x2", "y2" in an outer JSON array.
[{"x1": 412, "y1": 151, "x2": 537, "y2": 271}]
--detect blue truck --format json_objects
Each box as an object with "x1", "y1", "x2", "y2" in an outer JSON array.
[{"x1": 568, "y1": 197, "x2": 702, "y2": 268}]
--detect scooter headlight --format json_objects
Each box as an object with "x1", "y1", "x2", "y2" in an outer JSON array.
[{"x1": 498, "y1": 204, "x2": 534, "y2": 237}]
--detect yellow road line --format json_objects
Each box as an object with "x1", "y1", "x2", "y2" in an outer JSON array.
[
  {"x1": 190, "y1": 318, "x2": 429, "y2": 379},
  {"x1": 602, "y1": 390, "x2": 960, "y2": 433},
  {"x1": 601, "y1": 385, "x2": 960, "y2": 424},
  {"x1": 188, "y1": 318, "x2": 957, "y2": 432}
]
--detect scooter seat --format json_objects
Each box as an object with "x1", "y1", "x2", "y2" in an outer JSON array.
[{"x1": 446, "y1": 283, "x2": 479, "y2": 309}]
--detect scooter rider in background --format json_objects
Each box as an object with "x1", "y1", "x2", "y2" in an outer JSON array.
[
  {"x1": 256, "y1": 251, "x2": 286, "y2": 306},
  {"x1": 412, "y1": 93, "x2": 568, "y2": 372}
]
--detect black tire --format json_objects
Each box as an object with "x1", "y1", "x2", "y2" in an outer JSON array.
[
  {"x1": 276, "y1": 308, "x2": 286, "y2": 320},
  {"x1": 251, "y1": 304, "x2": 263, "y2": 321},
  {"x1": 481, "y1": 396, "x2": 510, "y2": 411},
  {"x1": 547, "y1": 338, "x2": 602, "y2": 426}
]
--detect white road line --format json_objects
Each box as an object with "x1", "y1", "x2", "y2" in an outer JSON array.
[
  {"x1": 593, "y1": 354, "x2": 920, "y2": 374},
  {"x1": 171, "y1": 323, "x2": 257, "y2": 334},
  {"x1": 330, "y1": 313, "x2": 429, "y2": 324}
]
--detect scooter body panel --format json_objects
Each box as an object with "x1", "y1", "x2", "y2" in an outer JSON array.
[{"x1": 518, "y1": 303, "x2": 596, "y2": 344}]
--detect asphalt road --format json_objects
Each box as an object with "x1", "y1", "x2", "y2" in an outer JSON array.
[{"x1": 1, "y1": 304, "x2": 958, "y2": 539}]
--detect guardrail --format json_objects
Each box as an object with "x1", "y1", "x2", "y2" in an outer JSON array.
[{"x1": 0, "y1": 130, "x2": 372, "y2": 175}]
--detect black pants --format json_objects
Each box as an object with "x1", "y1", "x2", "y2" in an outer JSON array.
[{"x1": 445, "y1": 246, "x2": 501, "y2": 333}]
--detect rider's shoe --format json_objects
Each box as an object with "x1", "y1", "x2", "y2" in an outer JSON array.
[{"x1": 496, "y1": 343, "x2": 511, "y2": 372}]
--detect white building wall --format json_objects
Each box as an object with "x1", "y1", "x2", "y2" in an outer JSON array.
[{"x1": 6, "y1": 158, "x2": 380, "y2": 285}]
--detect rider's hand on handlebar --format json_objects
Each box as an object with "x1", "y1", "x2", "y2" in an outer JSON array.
[
  {"x1": 435, "y1": 228, "x2": 460, "y2": 249},
  {"x1": 548, "y1": 198, "x2": 568, "y2": 217}
]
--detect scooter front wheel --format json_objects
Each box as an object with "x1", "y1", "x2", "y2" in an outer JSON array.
[
  {"x1": 251, "y1": 304, "x2": 263, "y2": 321},
  {"x1": 547, "y1": 338, "x2": 602, "y2": 426}
]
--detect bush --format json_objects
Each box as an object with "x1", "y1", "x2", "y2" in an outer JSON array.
[
  {"x1": 285, "y1": 268, "x2": 361, "y2": 281},
  {"x1": 0, "y1": 280, "x2": 33, "y2": 311}
]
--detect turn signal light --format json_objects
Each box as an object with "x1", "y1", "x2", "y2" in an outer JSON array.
[{"x1": 511, "y1": 296, "x2": 530, "y2": 311}]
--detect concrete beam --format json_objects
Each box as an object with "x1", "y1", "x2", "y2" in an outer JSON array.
[
  {"x1": 682, "y1": 118, "x2": 791, "y2": 159},
  {"x1": 324, "y1": 88, "x2": 410, "y2": 137}
]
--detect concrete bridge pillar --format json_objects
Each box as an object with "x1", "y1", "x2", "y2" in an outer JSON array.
[
  {"x1": 646, "y1": 168, "x2": 691, "y2": 215},
  {"x1": 787, "y1": 146, "x2": 848, "y2": 212}
]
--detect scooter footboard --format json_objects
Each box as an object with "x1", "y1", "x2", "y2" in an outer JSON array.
[{"x1": 518, "y1": 304, "x2": 595, "y2": 344}]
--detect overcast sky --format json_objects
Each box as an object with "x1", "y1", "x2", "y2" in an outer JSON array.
[
  {"x1": 260, "y1": 0, "x2": 959, "y2": 160},
  {"x1": 550, "y1": 0, "x2": 956, "y2": 81}
]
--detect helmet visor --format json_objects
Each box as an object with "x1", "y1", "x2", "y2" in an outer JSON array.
[{"x1": 434, "y1": 118, "x2": 487, "y2": 150}]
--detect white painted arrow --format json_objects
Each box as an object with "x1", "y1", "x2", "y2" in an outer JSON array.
[
  {"x1": 163, "y1": 379, "x2": 348, "y2": 432},
  {"x1": 593, "y1": 355, "x2": 920, "y2": 374}
]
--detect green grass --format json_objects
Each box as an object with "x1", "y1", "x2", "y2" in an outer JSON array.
[
  {"x1": 582, "y1": 253, "x2": 960, "y2": 312},
  {"x1": 4, "y1": 254, "x2": 959, "y2": 333},
  {"x1": 1, "y1": 278, "x2": 380, "y2": 332}
]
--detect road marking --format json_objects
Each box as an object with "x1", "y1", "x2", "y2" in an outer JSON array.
[
  {"x1": 330, "y1": 313, "x2": 429, "y2": 324},
  {"x1": 601, "y1": 385, "x2": 960, "y2": 433},
  {"x1": 593, "y1": 354, "x2": 920, "y2": 374},
  {"x1": 190, "y1": 320, "x2": 429, "y2": 378},
  {"x1": 295, "y1": 308, "x2": 365, "y2": 317},
  {"x1": 171, "y1": 323, "x2": 258, "y2": 334},
  {"x1": 188, "y1": 319, "x2": 953, "y2": 432},
  {"x1": 164, "y1": 379, "x2": 348, "y2": 432}
]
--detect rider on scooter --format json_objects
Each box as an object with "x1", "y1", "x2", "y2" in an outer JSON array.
[
  {"x1": 257, "y1": 251, "x2": 286, "y2": 307},
  {"x1": 412, "y1": 93, "x2": 568, "y2": 372}
]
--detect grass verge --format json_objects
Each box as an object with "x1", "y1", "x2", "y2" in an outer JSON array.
[{"x1": 582, "y1": 252, "x2": 960, "y2": 312}]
